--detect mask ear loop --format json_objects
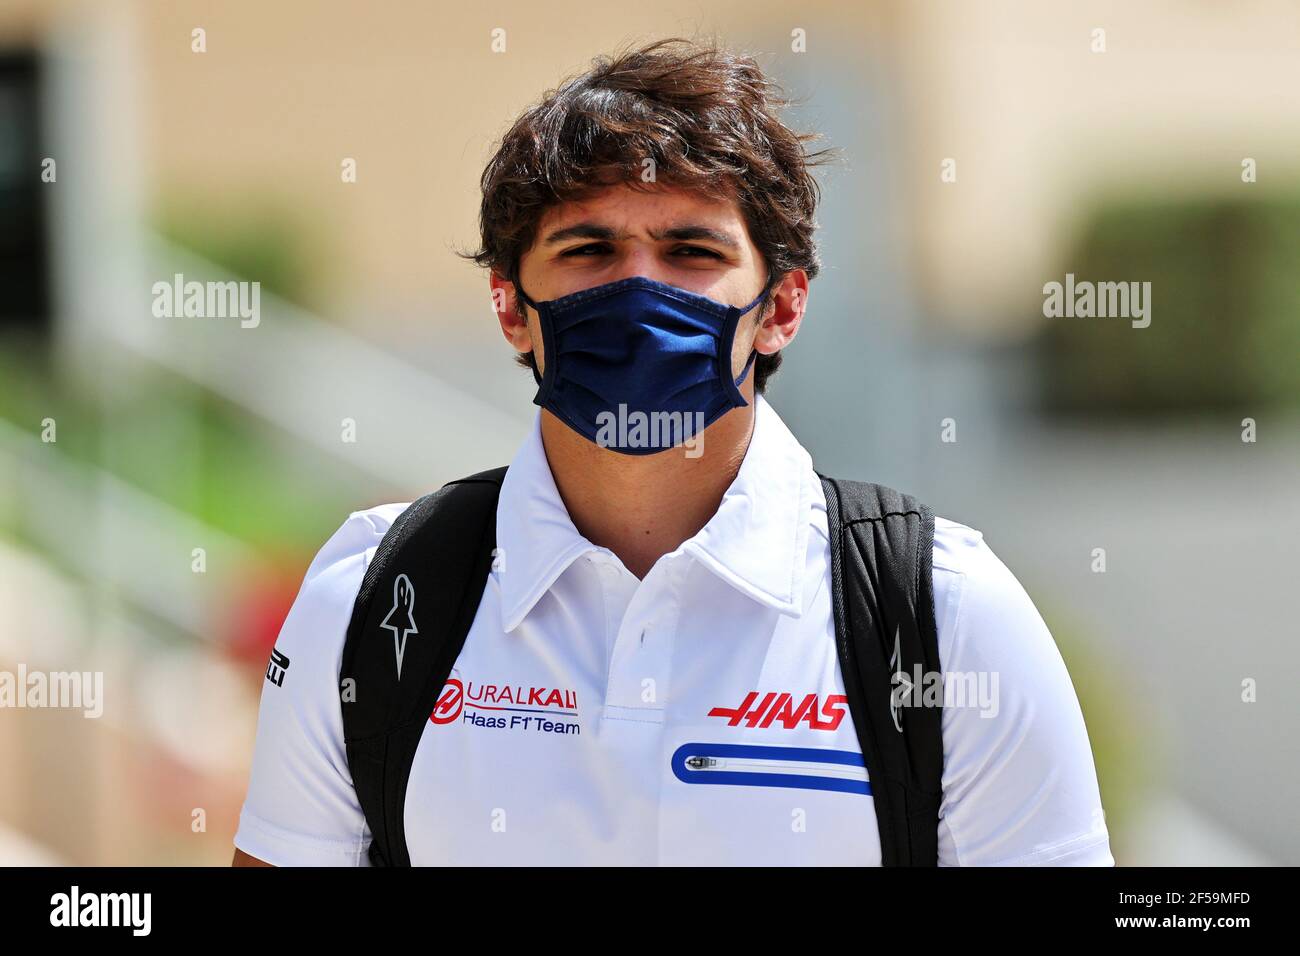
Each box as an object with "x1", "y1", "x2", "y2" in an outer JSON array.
[
  {"x1": 731, "y1": 274, "x2": 776, "y2": 389},
  {"x1": 513, "y1": 279, "x2": 537, "y2": 313},
  {"x1": 511, "y1": 276, "x2": 547, "y2": 389}
]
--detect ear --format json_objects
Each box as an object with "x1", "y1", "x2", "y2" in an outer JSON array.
[
  {"x1": 489, "y1": 272, "x2": 535, "y2": 353},
  {"x1": 753, "y1": 270, "x2": 809, "y2": 355}
]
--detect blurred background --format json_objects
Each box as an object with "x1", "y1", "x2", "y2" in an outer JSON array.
[{"x1": 0, "y1": 0, "x2": 1296, "y2": 865}]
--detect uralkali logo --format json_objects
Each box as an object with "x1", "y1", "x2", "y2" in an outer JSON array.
[{"x1": 431, "y1": 678, "x2": 580, "y2": 735}]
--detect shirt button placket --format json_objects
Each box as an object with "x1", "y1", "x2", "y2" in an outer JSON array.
[{"x1": 605, "y1": 561, "x2": 678, "y2": 717}]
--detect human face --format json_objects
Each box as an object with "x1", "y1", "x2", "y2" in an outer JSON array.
[{"x1": 492, "y1": 181, "x2": 805, "y2": 386}]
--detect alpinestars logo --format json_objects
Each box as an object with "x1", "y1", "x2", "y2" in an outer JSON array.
[
  {"x1": 708, "y1": 691, "x2": 848, "y2": 731},
  {"x1": 379, "y1": 573, "x2": 418, "y2": 679},
  {"x1": 889, "y1": 623, "x2": 908, "y2": 733}
]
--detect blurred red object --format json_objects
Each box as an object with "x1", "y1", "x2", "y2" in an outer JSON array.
[{"x1": 222, "y1": 557, "x2": 309, "y2": 670}]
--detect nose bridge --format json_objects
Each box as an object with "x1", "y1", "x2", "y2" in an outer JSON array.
[{"x1": 612, "y1": 240, "x2": 669, "y2": 285}]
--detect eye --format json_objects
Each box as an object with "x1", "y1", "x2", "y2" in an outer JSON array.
[
  {"x1": 673, "y1": 245, "x2": 723, "y2": 259},
  {"x1": 561, "y1": 242, "x2": 610, "y2": 257}
]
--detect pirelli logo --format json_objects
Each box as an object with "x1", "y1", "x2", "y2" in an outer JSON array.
[{"x1": 265, "y1": 647, "x2": 290, "y2": 687}]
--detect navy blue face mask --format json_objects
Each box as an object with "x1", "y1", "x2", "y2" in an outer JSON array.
[{"x1": 515, "y1": 274, "x2": 773, "y2": 454}]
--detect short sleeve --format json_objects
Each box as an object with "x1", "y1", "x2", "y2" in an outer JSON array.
[
  {"x1": 233, "y1": 504, "x2": 409, "y2": 866},
  {"x1": 931, "y1": 518, "x2": 1114, "y2": 866}
]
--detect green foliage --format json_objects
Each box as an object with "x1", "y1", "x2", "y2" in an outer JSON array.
[
  {"x1": 0, "y1": 336, "x2": 362, "y2": 553},
  {"x1": 1041, "y1": 606, "x2": 1152, "y2": 863},
  {"x1": 151, "y1": 198, "x2": 323, "y2": 309},
  {"x1": 1039, "y1": 195, "x2": 1300, "y2": 415}
]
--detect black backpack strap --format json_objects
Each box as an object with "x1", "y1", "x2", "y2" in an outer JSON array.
[
  {"x1": 340, "y1": 465, "x2": 507, "y2": 867},
  {"x1": 818, "y1": 475, "x2": 943, "y2": 866}
]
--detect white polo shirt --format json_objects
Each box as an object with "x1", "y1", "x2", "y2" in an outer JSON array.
[{"x1": 234, "y1": 395, "x2": 1114, "y2": 866}]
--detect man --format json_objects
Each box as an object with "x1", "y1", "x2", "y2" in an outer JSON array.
[{"x1": 233, "y1": 38, "x2": 1112, "y2": 866}]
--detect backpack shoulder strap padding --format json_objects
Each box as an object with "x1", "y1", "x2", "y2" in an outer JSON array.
[
  {"x1": 818, "y1": 475, "x2": 943, "y2": 866},
  {"x1": 340, "y1": 465, "x2": 507, "y2": 867}
]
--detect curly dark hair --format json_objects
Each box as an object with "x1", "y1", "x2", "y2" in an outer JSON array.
[{"x1": 459, "y1": 36, "x2": 838, "y2": 393}]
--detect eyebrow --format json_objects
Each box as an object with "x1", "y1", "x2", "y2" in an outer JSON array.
[{"x1": 541, "y1": 222, "x2": 741, "y2": 251}]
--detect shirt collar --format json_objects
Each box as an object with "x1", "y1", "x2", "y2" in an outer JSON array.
[{"x1": 494, "y1": 394, "x2": 815, "y2": 632}]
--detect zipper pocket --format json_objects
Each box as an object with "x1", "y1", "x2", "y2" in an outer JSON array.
[{"x1": 672, "y1": 742, "x2": 871, "y2": 796}]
